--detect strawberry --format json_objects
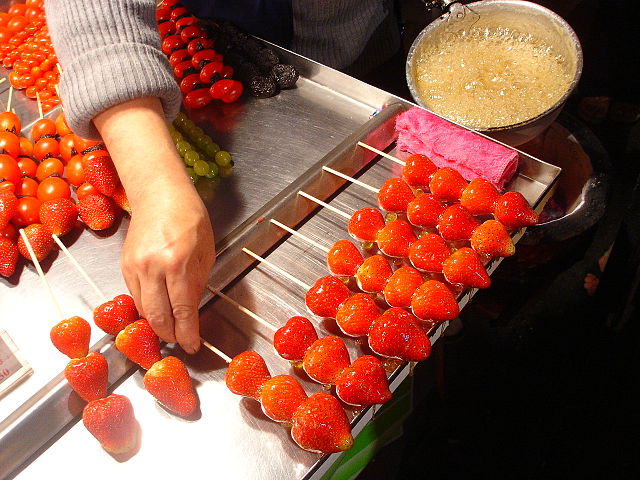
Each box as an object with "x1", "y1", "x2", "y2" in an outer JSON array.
[
  {"x1": 470, "y1": 219, "x2": 515, "y2": 257},
  {"x1": 291, "y1": 392, "x2": 354, "y2": 453},
  {"x1": 375, "y1": 219, "x2": 417, "y2": 257},
  {"x1": 50, "y1": 316, "x2": 92, "y2": 358},
  {"x1": 411, "y1": 280, "x2": 459, "y2": 322},
  {"x1": 225, "y1": 350, "x2": 271, "y2": 399},
  {"x1": 406, "y1": 193, "x2": 446, "y2": 228},
  {"x1": 17, "y1": 223, "x2": 54, "y2": 262},
  {"x1": 260, "y1": 375, "x2": 307, "y2": 423},
  {"x1": 383, "y1": 266, "x2": 423, "y2": 308},
  {"x1": 460, "y1": 178, "x2": 499, "y2": 215},
  {"x1": 93, "y1": 294, "x2": 138, "y2": 335},
  {"x1": 408, "y1": 233, "x2": 452, "y2": 272},
  {"x1": 273, "y1": 316, "x2": 318, "y2": 361},
  {"x1": 305, "y1": 275, "x2": 351, "y2": 318},
  {"x1": 0, "y1": 237, "x2": 18, "y2": 277},
  {"x1": 494, "y1": 191, "x2": 538, "y2": 229},
  {"x1": 110, "y1": 185, "x2": 131, "y2": 215},
  {"x1": 335, "y1": 292, "x2": 380, "y2": 337},
  {"x1": 348, "y1": 207, "x2": 385, "y2": 242},
  {"x1": 368, "y1": 307, "x2": 431, "y2": 361},
  {"x1": 77, "y1": 193, "x2": 117, "y2": 231},
  {"x1": 143, "y1": 356, "x2": 198, "y2": 417},
  {"x1": 429, "y1": 167, "x2": 468, "y2": 201},
  {"x1": 81, "y1": 153, "x2": 119, "y2": 196},
  {"x1": 327, "y1": 239, "x2": 364, "y2": 276},
  {"x1": 0, "y1": 188, "x2": 17, "y2": 227},
  {"x1": 302, "y1": 336, "x2": 351, "y2": 385},
  {"x1": 355, "y1": 254, "x2": 392, "y2": 293},
  {"x1": 39, "y1": 198, "x2": 78, "y2": 236},
  {"x1": 442, "y1": 247, "x2": 491, "y2": 289},
  {"x1": 115, "y1": 319, "x2": 162, "y2": 369},
  {"x1": 82, "y1": 393, "x2": 138, "y2": 454},
  {"x1": 335, "y1": 355, "x2": 392, "y2": 406},
  {"x1": 377, "y1": 177, "x2": 415, "y2": 212},
  {"x1": 437, "y1": 204, "x2": 480, "y2": 241},
  {"x1": 402, "y1": 153, "x2": 437, "y2": 188},
  {"x1": 65, "y1": 352, "x2": 109, "y2": 402}
]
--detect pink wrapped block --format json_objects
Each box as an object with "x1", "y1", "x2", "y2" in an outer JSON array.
[{"x1": 395, "y1": 107, "x2": 519, "y2": 190}]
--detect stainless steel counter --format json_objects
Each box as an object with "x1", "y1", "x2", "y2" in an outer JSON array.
[{"x1": 0, "y1": 39, "x2": 560, "y2": 480}]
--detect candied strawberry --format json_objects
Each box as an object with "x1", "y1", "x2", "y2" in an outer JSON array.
[
  {"x1": 273, "y1": 316, "x2": 318, "y2": 362},
  {"x1": 260, "y1": 375, "x2": 308, "y2": 423},
  {"x1": 355, "y1": 254, "x2": 392, "y2": 293},
  {"x1": 50, "y1": 316, "x2": 92, "y2": 358},
  {"x1": 305, "y1": 275, "x2": 351, "y2": 318},
  {"x1": 83, "y1": 394, "x2": 138, "y2": 454},
  {"x1": 377, "y1": 177, "x2": 415, "y2": 212},
  {"x1": 348, "y1": 207, "x2": 385, "y2": 242},
  {"x1": 225, "y1": 350, "x2": 271, "y2": 399},
  {"x1": 327, "y1": 240, "x2": 364, "y2": 276},
  {"x1": 335, "y1": 293, "x2": 380, "y2": 337},
  {"x1": 402, "y1": 154, "x2": 437, "y2": 188},
  {"x1": 429, "y1": 167, "x2": 468, "y2": 201},
  {"x1": 411, "y1": 280, "x2": 459, "y2": 322},
  {"x1": 115, "y1": 319, "x2": 162, "y2": 370},
  {"x1": 375, "y1": 219, "x2": 417, "y2": 257},
  {"x1": 39, "y1": 198, "x2": 78, "y2": 236},
  {"x1": 143, "y1": 356, "x2": 198, "y2": 417},
  {"x1": 0, "y1": 189, "x2": 17, "y2": 227},
  {"x1": 77, "y1": 193, "x2": 117, "y2": 231},
  {"x1": 17, "y1": 223, "x2": 54, "y2": 262},
  {"x1": 437, "y1": 204, "x2": 480, "y2": 241},
  {"x1": 408, "y1": 233, "x2": 452, "y2": 272},
  {"x1": 0, "y1": 237, "x2": 18, "y2": 277},
  {"x1": 336, "y1": 355, "x2": 392, "y2": 406},
  {"x1": 65, "y1": 352, "x2": 108, "y2": 402},
  {"x1": 93, "y1": 294, "x2": 138, "y2": 335},
  {"x1": 470, "y1": 220, "x2": 515, "y2": 257},
  {"x1": 460, "y1": 178, "x2": 500, "y2": 215},
  {"x1": 494, "y1": 191, "x2": 538, "y2": 229},
  {"x1": 442, "y1": 247, "x2": 491, "y2": 289},
  {"x1": 81, "y1": 153, "x2": 119, "y2": 196},
  {"x1": 291, "y1": 392, "x2": 354, "y2": 453},
  {"x1": 406, "y1": 193, "x2": 446, "y2": 228},
  {"x1": 302, "y1": 336, "x2": 351, "y2": 385},
  {"x1": 383, "y1": 266, "x2": 423, "y2": 308},
  {"x1": 368, "y1": 308, "x2": 431, "y2": 362}
]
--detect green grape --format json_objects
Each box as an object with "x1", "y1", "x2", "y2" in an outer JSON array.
[
  {"x1": 204, "y1": 142, "x2": 220, "y2": 157},
  {"x1": 194, "y1": 134, "x2": 209, "y2": 150},
  {"x1": 183, "y1": 150, "x2": 199, "y2": 166},
  {"x1": 193, "y1": 159, "x2": 210, "y2": 176},
  {"x1": 191, "y1": 126, "x2": 204, "y2": 138},
  {"x1": 167, "y1": 124, "x2": 176, "y2": 135},
  {"x1": 201, "y1": 136, "x2": 215, "y2": 148},
  {"x1": 186, "y1": 167, "x2": 199, "y2": 184},
  {"x1": 214, "y1": 150, "x2": 232, "y2": 167},
  {"x1": 176, "y1": 140, "x2": 191, "y2": 157},
  {"x1": 170, "y1": 131, "x2": 183, "y2": 143},
  {"x1": 174, "y1": 112, "x2": 188, "y2": 124},
  {"x1": 184, "y1": 124, "x2": 200, "y2": 140},
  {"x1": 205, "y1": 162, "x2": 219, "y2": 178}
]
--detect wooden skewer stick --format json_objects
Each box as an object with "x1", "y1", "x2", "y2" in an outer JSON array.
[
  {"x1": 51, "y1": 235, "x2": 108, "y2": 304},
  {"x1": 322, "y1": 166, "x2": 380, "y2": 194},
  {"x1": 357, "y1": 141, "x2": 405, "y2": 166},
  {"x1": 0, "y1": 77, "x2": 6, "y2": 85},
  {"x1": 242, "y1": 247, "x2": 311, "y2": 290},
  {"x1": 57, "y1": 63, "x2": 63, "y2": 75},
  {"x1": 35, "y1": 92, "x2": 43, "y2": 120},
  {"x1": 200, "y1": 339, "x2": 232, "y2": 363},
  {"x1": 6, "y1": 86, "x2": 13, "y2": 113},
  {"x1": 18, "y1": 229, "x2": 65, "y2": 322},
  {"x1": 270, "y1": 219, "x2": 330, "y2": 254},
  {"x1": 298, "y1": 190, "x2": 351, "y2": 220},
  {"x1": 206, "y1": 285, "x2": 277, "y2": 333}
]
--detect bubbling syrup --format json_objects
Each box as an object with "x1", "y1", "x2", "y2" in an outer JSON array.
[{"x1": 414, "y1": 27, "x2": 574, "y2": 129}]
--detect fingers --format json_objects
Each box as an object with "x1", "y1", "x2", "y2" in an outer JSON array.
[
  {"x1": 139, "y1": 271, "x2": 177, "y2": 344},
  {"x1": 166, "y1": 271, "x2": 202, "y2": 354}
]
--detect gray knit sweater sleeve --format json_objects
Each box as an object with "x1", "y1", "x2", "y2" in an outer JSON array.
[{"x1": 45, "y1": 0, "x2": 181, "y2": 139}]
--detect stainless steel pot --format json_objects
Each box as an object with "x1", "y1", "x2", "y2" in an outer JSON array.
[{"x1": 406, "y1": 0, "x2": 583, "y2": 146}]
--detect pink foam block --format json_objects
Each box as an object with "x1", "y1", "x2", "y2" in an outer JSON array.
[{"x1": 395, "y1": 107, "x2": 519, "y2": 190}]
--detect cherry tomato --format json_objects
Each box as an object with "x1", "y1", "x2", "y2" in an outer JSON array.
[
  {"x1": 200, "y1": 61, "x2": 223, "y2": 84},
  {"x1": 36, "y1": 157, "x2": 64, "y2": 181},
  {"x1": 191, "y1": 49, "x2": 216, "y2": 70},
  {"x1": 179, "y1": 73, "x2": 204, "y2": 95},
  {"x1": 221, "y1": 65, "x2": 234, "y2": 79},
  {"x1": 37, "y1": 176, "x2": 70, "y2": 201},
  {"x1": 183, "y1": 88, "x2": 212, "y2": 109},
  {"x1": 168, "y1": 48, "x2": 190, "y2": 67},
  {"x1": 58, "y1": 134, "x2": 75, "y2": 163},
  {"x1": 12, "y1": 196, "x2": 41, "y2": 226},
  {"x1": 175, "y1": 15, "x2": 196, "y2": 31},
  {"x1": 179, "y1": 24, "x2": 204, "y2": 43},
  {"x1": 25, "y1": 86, "x2": 38, "y2": 99},
  {"x1": 0, "y1": 132, "x2": 21, "y2": 158},
  {"x1": 0, "y1": 154, "x2": 20, "y2": 183},
  {"x1": 15, "y1": 177, "x2": 39, "y2": 197},
  {"x1": 156, "y1": 8, "x2": 172, "y2": 23},
  {"x1": 8, "y1": 4, "x2": 28, "y2": 16},
  {"x1": 33, "y1": 137, "x2": 60, "y2": 161},
  {"x1": 157, "y1": 21, "x2": 176, "y2": 39},
  {"x1": 25, "y1": 7, "x2": 41, "y2": 22},
  {"x1": 0, "y1": 181, "x2": 15, "y2": 193},
  {"x1": 160, "y1": 0, "x2": 181, "y2": 9},
  {"x1": 0, "y1": 223, "x2": 18, "y2": 241},
  {"x1": 170, "y1": 7, "x2": 189, "y2": 21},
  {"x1": 54, "y1": 112, "x2": 72, "y2": 136},
  {"x1": 220, "y1": 80, "x2": 244, "y2": 103},
  {"x1": 30, "y1": 118, "x2": 56, "y2": 142},
  {"x1": 17, "y1": 156, "x2": 38, "y2": 178},
  {"x1": 173, "y1": 59, "x2": 196, "y2": 79},
  {"x1": 0, "y1": 111, "x2": 20, "y2": 135},
  {"x1": 7, "y1": 16, "x2": 29, "y2": 33},
  {"x1": 19, "y1": 137, "x2": 34, "y2": 157},
  {"x1": 65, "y1": 155, "x2": 85, "y2": 187},
  {"x1": 161, "y1": 34, "x2": 185, "y2": 55},
  {"x1": 0, "y1": 26, "x2": 13, "y2": 44},
  {"x1": 187, "y1": 37, "x2": 214, "y2": 56},
  {"x1": 76, "y1": 182, "x2": 97, "y2": 199},
  {"x1": 8, "y1": 71, "x2": 22, "y2": 89},
  {"x1": 0, "y1": 13, "x2": 9, "y2": 28},
  {"x1": 34, "y1": 77, "x2": 48, "y2": 90}
]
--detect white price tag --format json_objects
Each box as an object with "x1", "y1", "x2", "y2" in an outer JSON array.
[{"x1": 0, "y1": 330, "x2": 32, "y2": 398}]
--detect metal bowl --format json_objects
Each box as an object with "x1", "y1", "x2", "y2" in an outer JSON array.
[{"x1": 406, "y1": 0, "x2": 583, "y2": 146}]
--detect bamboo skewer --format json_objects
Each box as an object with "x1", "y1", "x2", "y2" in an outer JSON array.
[
  {"x1": 242, "y1": 247, "x2": 311, "y2": 290},
  {"x1": 35, "y1": 92, "x2": 43, "y2": 120},
  {"x1": 6, "y1": 86, "x2": 13, "y2": 112},
  {"x1": 206, "y1": 286, "x2": 277, "y2": 333},
  {"x1": 322, "y1": 166, "x2": 380, "y2": 194},
  {"x1": 201, "y1": 340, "x2": 232, "y2": 363},
  {"x1": 270, "y1": 219, "x2": 330, "y2": 254},
  {"x1": 357, "y1": 141, "x2": 405, "y2": 166},
  {"x1": 298, "y1": 191, "x2": 351, "y2": 220}
]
